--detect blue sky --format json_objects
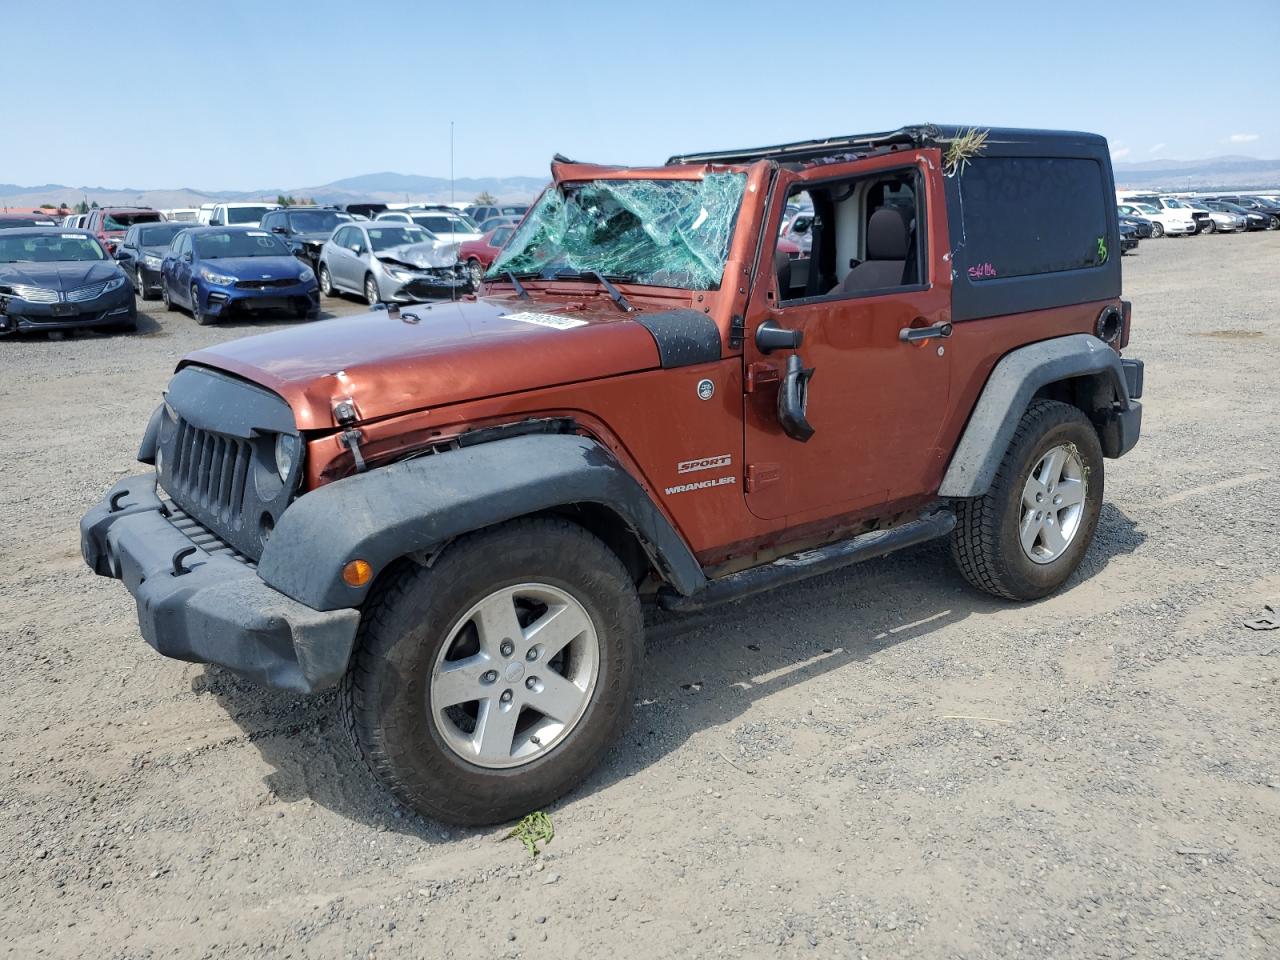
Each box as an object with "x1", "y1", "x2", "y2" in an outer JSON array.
[{"x1": 5, "y1": 0, "x2": 1277, "y2": 190}]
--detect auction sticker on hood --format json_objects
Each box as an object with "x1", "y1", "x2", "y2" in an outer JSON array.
[{"x1": 502, "y1": 311, "x2": 588, "y2": 330}]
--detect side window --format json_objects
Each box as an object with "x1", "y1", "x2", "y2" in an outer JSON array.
[
  {"x1": 333, "y1": 227, "x2": 350, "y2": 247},
  {"x1": 351, "y1": 229, "x2": 367, "y2": 253},
  {"x1": 954, "y1": 157, "x2": 1107, "y2": 280},
  {"x1": 261, "y1": 212, "x2": 278, "y2": 231},
  {"x1": 777, "y1": 168, "x2": 925, "y2": 304}
]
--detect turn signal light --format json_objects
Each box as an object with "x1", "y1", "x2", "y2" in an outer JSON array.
[{"x1": 342, "y1": 559, "x2": 373, "y2": 587}]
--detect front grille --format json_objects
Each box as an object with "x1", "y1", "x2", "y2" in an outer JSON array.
[
  {"x1": 234, "y1": 278, "x2": 295, "y2": 289},
  {"x1": 159, "y1": 492, "x2": 256, "y2": 568},
  {"x1": 168, "y1": 419, "x2": 252, "y2": 524},
  {"x1": 4, "y1": 285, "x2": 58, "y2": 303},
  {"x1": 66, "y1": 281, "x2": 108, "y2": 302}
]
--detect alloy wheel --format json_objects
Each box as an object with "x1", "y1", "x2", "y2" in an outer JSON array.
[
  {"x1": 429, "y1": 582, "x2": 601, "y2": 769},
  {"x1": 1151, "y1": 222, "x2": 1164, "y2": 238},
  {"x1": 468, "y1": 259, "x2": 484, "y2": 285},
  {"x1": 365, "y1": 275, "x2": 379, "y2": 305},
  {"x1": 319, "y1": 264, "x2": 333, "y2": 297},
  {"x1": 1019, "y1": 444, "x2": 1087, "y2": 564}
]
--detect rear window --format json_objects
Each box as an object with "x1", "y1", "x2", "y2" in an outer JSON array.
[{"x1": 955, "y1": 157, "x2": 1108, "y2": 280}]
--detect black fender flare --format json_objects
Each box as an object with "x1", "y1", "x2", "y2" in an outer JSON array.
[
  {"x1": 938, "y1": 334, "x2": 1137, "y2": 498},
  {"x1": 256, "y1": 433, "x2": 705, "y2": 611}
]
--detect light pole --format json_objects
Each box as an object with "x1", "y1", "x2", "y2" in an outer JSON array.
[{"x1": 450, "y1": 121, "x2": 455, "y2": 206}]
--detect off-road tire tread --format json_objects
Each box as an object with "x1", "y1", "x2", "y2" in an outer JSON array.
[
  {"x1": 950, "y1": 399, "x2": 1101, "y2": 601},
  {"x1": 340, "y1": 517, "x2": 642, "y2": 825}
]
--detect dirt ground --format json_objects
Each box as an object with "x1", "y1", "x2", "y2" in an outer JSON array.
[{"x1": 3, "y1": 235, "x2": 1279, "y2": 960}]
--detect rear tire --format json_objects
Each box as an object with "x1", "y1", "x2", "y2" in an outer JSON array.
[
  {"x1": 342, "y1": 518, "x2": 643, "y2": 825},
  {"x1": 950, "y1": 399, "x2": 1104, "y2": 601}
]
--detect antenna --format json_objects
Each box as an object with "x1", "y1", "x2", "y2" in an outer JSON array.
[{"x1": 450, "y1": 120, "x2": 455, "y2": 206}]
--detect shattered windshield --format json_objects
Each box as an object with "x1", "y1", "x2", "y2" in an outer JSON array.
[{"x1": 486, "y1": 174, "x2": 747, "y2": 289}]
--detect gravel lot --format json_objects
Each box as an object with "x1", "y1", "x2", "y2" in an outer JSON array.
[{"x1": 3, "y1": 235, "x2": 1279, "y2": 959}]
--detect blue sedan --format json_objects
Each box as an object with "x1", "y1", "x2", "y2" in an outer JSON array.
[{"x1": 160, "y1": 226, "x2": 320, "y2": 325}]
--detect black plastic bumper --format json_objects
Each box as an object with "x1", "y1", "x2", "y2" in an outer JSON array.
[{"x1": 80, "y1": 474, "x2": 360, "y2": 693}]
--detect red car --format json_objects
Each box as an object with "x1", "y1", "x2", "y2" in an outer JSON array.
[
  {"x1": 85, "y1": 206, "x2": 163, "y2": 253},
  {"x1": 458, "y1": 224, "x2": 516, "y2": 284}
]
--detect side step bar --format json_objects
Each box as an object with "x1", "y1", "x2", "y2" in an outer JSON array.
[{"x1": 659, "y1": 510, "x2": 956, "y2": 613}]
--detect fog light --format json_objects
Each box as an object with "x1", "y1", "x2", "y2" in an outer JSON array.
[{"x1": 342, "y1": 559, "x2": 372, "y2": 587}]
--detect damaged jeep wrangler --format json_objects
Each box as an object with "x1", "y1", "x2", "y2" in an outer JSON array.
[{"x1": 82, "y1": 125, "x2": 1143, "y2": 825}]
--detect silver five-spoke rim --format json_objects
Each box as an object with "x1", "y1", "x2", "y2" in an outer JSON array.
[
  {"x1": 1020, "y1": 443, "x2": 1086, "y2": 564},
  {"x1": 430, "y1": 583, "x2": 600, "y2": 769}
]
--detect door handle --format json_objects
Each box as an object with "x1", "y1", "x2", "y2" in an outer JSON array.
[{"x1": 898, "y1": 321, "x2": 953, "y2": 343}]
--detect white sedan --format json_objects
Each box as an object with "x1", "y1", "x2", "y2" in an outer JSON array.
[{"x1": 1117, "y1": 202, "x2": 1195, "y2": 238}]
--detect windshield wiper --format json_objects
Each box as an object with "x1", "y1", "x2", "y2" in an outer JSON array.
[
  {"x1": 552, "y1": 269, "x2": 634, "y2": 313},
  {"x1": 504, "y1": 271, "x2": 529, "y2": 299}
]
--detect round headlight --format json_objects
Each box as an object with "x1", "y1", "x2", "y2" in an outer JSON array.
[{"x1": 275, "y1": 433, "x2": 301, "y2": 481}]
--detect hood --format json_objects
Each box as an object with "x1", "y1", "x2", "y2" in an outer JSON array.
[
  {"x1": 377, "y1": 241, "x2": 459, "y2": 270},
  {"x1": 181, "y1": 296, "x2": 667, "y2": 430},
  {"x1": 196, "y1": 255, "x2": 305, "y2": 280},
  {"x1": 294, "y1": 231, "x2": 333, "y2": 245},
  {"x1": 0, "y1": 260, "x2": 122, "y2": 291}
]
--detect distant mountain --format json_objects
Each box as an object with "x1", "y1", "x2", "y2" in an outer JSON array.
[
  {"x1": 4, "y1": 155, "x2": 1274, "y2": 213},
  {"x1": 0, "y1": 172, "x2": 548, "y2": 212},
  {"x1": 1113, "y1": 155, "x2": 1280, "y2": 190}
]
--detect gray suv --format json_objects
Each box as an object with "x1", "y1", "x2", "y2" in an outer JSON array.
[{"x1": 317, "y1": 222, "x2": 471, "y2": 304}]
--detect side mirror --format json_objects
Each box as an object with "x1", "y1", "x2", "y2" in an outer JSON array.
[
  {"x1": 349, "y1": 244, "x2": 363, "y2": 255},
  {"x1": 755, "y1": 317, "x2": 803, "y2": 353},
  {"x1": 113, "y1": 249, "x2": 129, "y2": 260}
]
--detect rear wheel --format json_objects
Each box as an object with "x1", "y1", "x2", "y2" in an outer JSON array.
[
  {"x1": 342, "y1": 518, "x2": 643, "y2": 825},
  {"x1": 951, "y1": 399, "x2": 1104, "y2": 601}
]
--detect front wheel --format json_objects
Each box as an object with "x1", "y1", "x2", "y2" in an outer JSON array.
[
  {"x1": 161, "y1": 279, "x2": 175, "y2": 312},
  {"x1": 318, "y1": 262, "x2": 335, "y2": 298},
  {"x1": 342, "y1": 518, "x2": 643, "y2": 825},
  {"x1": 190, "y1": 284, "x2": 213, "y2": 326},
  {"x1": 1150, "y1": 222, "x2": 1164, "y2": 238},
  {"x1": 467, "y1": 258, "x2": 484, "y2": 286},
  {"x1": 950, "y1": 399, "x2": 1104, "y2": 601},
  {"x1": 1201, "y1": 219, "x2": 1216, "y2": 235},
  {"x1": 1268, "y1": 216, "x2": 1279, "y2": 231},
  {"x1": 364, "y1": 273, "x2": 380, "y2": 306}
]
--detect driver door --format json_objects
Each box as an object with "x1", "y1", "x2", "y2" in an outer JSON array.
[{"x1": 741, "y1": 150, "x2": 953, "y2": 523}]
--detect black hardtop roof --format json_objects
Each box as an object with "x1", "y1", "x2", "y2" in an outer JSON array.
[{"x1": 666, "y1": 124, "x2": 1109, "y2": 166}]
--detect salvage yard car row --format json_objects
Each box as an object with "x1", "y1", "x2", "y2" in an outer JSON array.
[{"x1": 2, "y1": 182, "x2": 1276, "y2": 338}]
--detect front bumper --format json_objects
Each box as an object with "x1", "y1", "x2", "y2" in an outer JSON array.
[
  {"x1": 80, "y1": 473, "x2": 360, "y2": 693},
  {"x1": 199, "y1": 279, "x2": 320, "y2": 318},
  {"x1": 137, "y1": 262, "x2": 164, "y2": 293},
  {"x1": 0, "y1": 284, "x2": 136, "y2": 334}
]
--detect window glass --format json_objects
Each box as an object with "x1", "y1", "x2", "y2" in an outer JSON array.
[
  {"x1": 956, "y1": 157, "x2": 1108, "y2": 280},
  {"x1": 491, "y1": 227, "x2": 513, "y2": 247},
  {"x1": 194, "y1": 230, "x2": 288, "y2": 258}
]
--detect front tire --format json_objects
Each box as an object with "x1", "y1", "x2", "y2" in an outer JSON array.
[
  {"x1": 342, "y1": 518, "x2": 643, "y2": 825},
  {"x1": 1150, "y1": 222, "x2": 1164, "y2": 238},
  {"x1": 951, "y1": 399, "x2": 1104, "y2": 601},
  {"x1": 318, "y1": 263, "x2": 335, "y2": 298},
  {"x1": 161, "y1": 280, "x2": 175, "y2": 312},
  {"x1": 1201, "y1": 219, "x2": 1216, "y2": 235},
  {"x1": 190, "y1": 284, "x2": 213, "y2": 325},
  {"x1": 467, "y1": 258, "x2": 484, "y2": 286},
  {"x1": 364, "y1": 273, "x2": 380, "y2": 306}
]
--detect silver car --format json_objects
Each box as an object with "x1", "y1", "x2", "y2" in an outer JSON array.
[
  {"x1": 317, "y1": 222, "x2": 470, "y2": 305},
  {"x1": 1186, "y1": 201, "x2": 1247, "y2": 233}
]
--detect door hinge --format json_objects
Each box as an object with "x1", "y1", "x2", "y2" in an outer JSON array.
[
  {"x1": 745, "y1": 361, "x2": 780, "y2": 393},
  {"x1": 745, "y1": 462, "x2": 781, "y2": 492},
  {"x1": 729, "y1": 314, "x2": 745, "y2": 350}
]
